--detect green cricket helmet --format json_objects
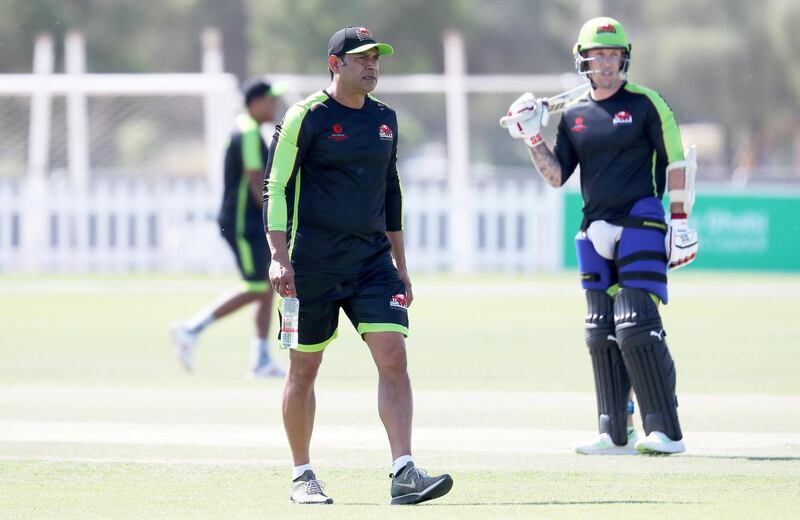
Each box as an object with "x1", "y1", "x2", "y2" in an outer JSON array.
[{"x1": 573, "y1": 17, "x2": 631, "y2": 78}]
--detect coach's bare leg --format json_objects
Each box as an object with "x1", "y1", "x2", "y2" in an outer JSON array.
[
  {"x1": 366, "y1": 332, "x2": 412, "y2": 459},
  {"x1": 283, "y1": 349, "x2": 324, "y2": 465},
  {"x1": 255, "y1": 289, "x2": 274, "y2": 338}
]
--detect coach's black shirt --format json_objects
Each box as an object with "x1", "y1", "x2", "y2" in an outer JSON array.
[
  {"x1": 553, "y1": 82, "x2": 685, "y2": 229},
  {"x1": 264, "y1": 90, "x2": 402, "y2": 274}
]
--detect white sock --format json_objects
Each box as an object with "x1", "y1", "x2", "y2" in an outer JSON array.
[
  {"x1": 391, "y1": 455, "x2": 413, "y2": 476},
  {"x1": 293, "y1": 463, "x2": 314, "y2": 480},
  {"x1": 253, "y1": 337, "x2": 270, "y2": 363},
  {"x1": 185, "y1": 310, "x2": 214, "y2": 335}
]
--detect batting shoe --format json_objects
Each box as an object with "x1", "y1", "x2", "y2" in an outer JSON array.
[
  {"x1": 635, "y1": 431, "x2": 686, "y2": 455},
  {"x1": 290, "y1": 470, "x2": 333, "y2": 504},
  {"x1": 390, "y1": 462, "x2": 453, "y2": 505},
  {"x1": 169, "y1": 322, "x2": 197, "y2": 373},
  {"x1": 574, "y1": 427, "x2": 640, "y2": 455}
]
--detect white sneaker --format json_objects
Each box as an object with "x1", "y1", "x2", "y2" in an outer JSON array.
[
  {"x1": 169, "y1": 322, "x2": 197, "y2": 372},
  {"x1": 250, "y1": 362, "x2": 286, "y2": 379},
  {"x1": 574, "y1": 427, "x2": 639, "y2": 455},
  {"x1": 635, "y1": 431, "x2": 685, "y2": 455}
]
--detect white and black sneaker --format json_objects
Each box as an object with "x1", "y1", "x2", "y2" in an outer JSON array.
[
  {"x1": 289, "y1": 470, "x2": 333, "y2": 504},
  {"x1": 390, "y1": 462, "x2": 453, "y2": 505}
]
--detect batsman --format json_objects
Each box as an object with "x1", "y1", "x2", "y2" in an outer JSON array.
[{"x1": 502, "y1": 17, "x2": 698, "y2": 455}]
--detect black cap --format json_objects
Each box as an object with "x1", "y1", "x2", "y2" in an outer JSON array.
[
  {"x1": 327, "y1": 26, "x2": 394, "y2": 57},
  {"x1": 242, "y1": 77, "x2": 288, "y2": 106}
]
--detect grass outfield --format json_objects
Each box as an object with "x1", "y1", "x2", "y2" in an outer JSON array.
[{"x1": 1, "y1": 272, "x2": 799, "y2": 518}]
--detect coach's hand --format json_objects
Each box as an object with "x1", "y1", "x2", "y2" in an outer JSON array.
[
  {"x1": 666, "y1": 217, "x2": 698, "y2": 270},
  {"x1": 500, "y1": 92, "x2": 550, "y2": 139},
  {"x1": 397, "y1": 267, "x2": 414, "y2": 308},
  {"x1": 270, "y1": 256, "x2": 296, "y2": 297}
]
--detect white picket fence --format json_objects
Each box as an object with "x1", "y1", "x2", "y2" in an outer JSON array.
[{"x1": 0, "y1": 176, "x2": 562, "y2": 274}]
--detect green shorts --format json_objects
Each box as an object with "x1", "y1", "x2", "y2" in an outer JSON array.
[{"x1": 284, "y1": 261, "x2": 409, "y2": 352}]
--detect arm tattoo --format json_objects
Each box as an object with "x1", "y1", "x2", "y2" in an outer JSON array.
[{"x1": 528, "y1": 144, "x2": 562, "y2": 187}]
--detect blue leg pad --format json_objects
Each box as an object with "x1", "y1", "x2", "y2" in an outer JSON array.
[
  {"x1": 617, "y1": 198, "x2": 669, "y2": 303},
  {"x1": 576, "y1": 234, "x2": 616, "y2": 291}
]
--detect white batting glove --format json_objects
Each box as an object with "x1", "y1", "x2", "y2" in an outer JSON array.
[
  {"x1": 666, "y1": 216, "x2": 698, "y2": 270},
  {"x1": 501, "y1": 93, "x2": 549, "y2": 147}
]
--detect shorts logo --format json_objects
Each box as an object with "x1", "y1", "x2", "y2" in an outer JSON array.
[
  {"x1": 378, "y1": 124, "x2": 393, "y2": 140},
  {"x1": 597, "y1": 24, "x2": 616, "y2": 34},
  {"x1": 571, "y1": 116, "x2": 587, "y2": 133},
  {"x1": 389, "y1": 293, "x2": 407, "y2": 310},
  {"x1": 613, "y1": 111, "x2": 633, "y2": 125},
  {"x1": 328, "y1": 123, "x2": 348, "y2": 141},
  {"x1": 356, "y1": 27, "x2": 373, "y2": 41}
]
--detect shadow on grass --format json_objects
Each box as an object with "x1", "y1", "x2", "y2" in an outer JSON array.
[
  {"x1": 683, "y1": 455, "x2": 800, "y2": 461},
  {"x1": 337, "y1": 500, "x2": 700, "y2": 507}
]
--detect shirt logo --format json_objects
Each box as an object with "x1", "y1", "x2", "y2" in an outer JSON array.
[
  {"x1": 571, "y1": 116, "x2": 587, "y2": 133},
  {"x1": 378, "y1": 124, "x2": 393, "y2": 140},
  {"x1": 328, "y1": 123, "x2": 348, "y2": 141},
  {"x1": 389, "y1": 293, "x2": 407, "y2": 310},
  {"x1": 613, "y1": 111, "x2": 633, "y2": 125},
  {"x1": 356, "y1": 27, "x2": 373, "y2": 41}
]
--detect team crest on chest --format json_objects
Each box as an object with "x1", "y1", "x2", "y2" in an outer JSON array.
[
  {"x1": 571, "y1": 116, "x2": 587, "y2": 133},
  {"x1": 613, "y1": 111, "x2": 633, "y2": 125},
  {"x1": 328, "y1": 123, "x2": 348, "y2": 141},
  {"x1": 378, "y1": 124, "x2": 393, "y2": 140}
]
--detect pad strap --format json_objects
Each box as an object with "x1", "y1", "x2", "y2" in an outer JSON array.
[{"x1": 608, "y1": 217, "x2": 667, "y2": 234}]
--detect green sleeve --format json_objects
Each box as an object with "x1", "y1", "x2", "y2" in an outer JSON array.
[
  {"x1": 626, "y1": 83, "x2": 685, "y2": 164},
  {"x1": 265, "y1": 104, "x2": 309, "y2": 232},
  {"x1": 236, "y1": 114, "x2": 263, "y2": 171}
]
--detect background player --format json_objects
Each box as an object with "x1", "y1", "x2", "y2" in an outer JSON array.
[
  {"x1": 502, "y1": 16, "x2": 698, "y2": 455},
  {"x1": 171, "y1": 78, "x2": 287, "y2": 378}
]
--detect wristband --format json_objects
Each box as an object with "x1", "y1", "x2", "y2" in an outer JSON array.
[{"x1": 526, "y1": 133, "x2": 544, "y2": 148}]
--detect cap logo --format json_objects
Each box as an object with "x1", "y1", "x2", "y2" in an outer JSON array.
[
  {"x1": 356, "y1": 27, "x2": 372, "y2": 41},
  {"x1": 597, "y1": 23, "x2": 616, "y2": 34}
]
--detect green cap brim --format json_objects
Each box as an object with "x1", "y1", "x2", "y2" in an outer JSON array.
[
  {"x1": 267, "y1": 82, "x2": 289, "y2": 97},
  {"x1": 346, "y1": 42, "x2": 394, "y2": 56}
]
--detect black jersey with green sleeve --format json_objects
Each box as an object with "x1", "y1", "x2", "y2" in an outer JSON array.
[
  {"x1": 553, "y1": 82, "x2": 684, "y2": 229},
  {"x1": 218, "y1": 114, "x2": 268, "y2": 237},
  {"x1": 263, "y1": 90, "x2": 402, "y2": 274}
]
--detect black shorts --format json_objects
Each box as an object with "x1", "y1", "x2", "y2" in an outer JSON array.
[
  {"x1": 221, "y1": 229, "x2": 269, "y2": 292},
  {"x1": 287, "y1": 261, "x2": 409, "y2": 352}
]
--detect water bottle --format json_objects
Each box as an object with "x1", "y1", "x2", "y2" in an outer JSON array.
[{"x1": 280, "y1": 297, "x2": 300, "y2": 349}]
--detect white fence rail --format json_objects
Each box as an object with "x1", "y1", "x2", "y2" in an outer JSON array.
[{"x1": 0, "y1": 177, "x2": 561, "y2": 274}]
